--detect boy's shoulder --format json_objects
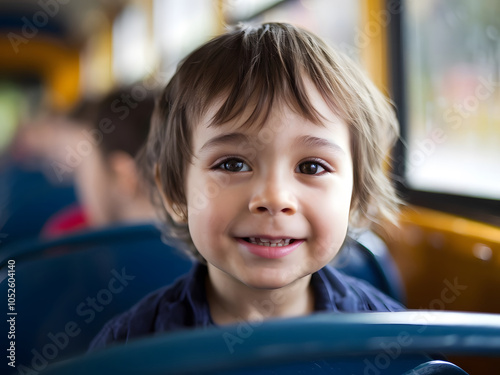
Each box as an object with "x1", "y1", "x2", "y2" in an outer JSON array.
[
  {"x1": 314, "y1": 265, "x2": 405, "y2": 312},
  {"x1": 88, "y1": 263, "x2": 209, "y2": 351}
]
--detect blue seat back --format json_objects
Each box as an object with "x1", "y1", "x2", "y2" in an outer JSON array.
[
  {"x1": 333, "y1": 231, "x2": 406, "y2": 303},
  {"x1": 403, "y1": 360, "x2": 469, "y2": 375},
  {"x1": 0, "y1": 224, "x2": 193, "y2": 373},
  {"x1": 38, "y1": 311, "x2": 498, "y2": 375},
  {"x1": 0, "y1": 157, "x2": 77, "y2": 247}
]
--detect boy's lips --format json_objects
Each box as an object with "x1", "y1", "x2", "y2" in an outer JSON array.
[{"x1": 236, "y1": 237, "x2": 304, "y2": 259}]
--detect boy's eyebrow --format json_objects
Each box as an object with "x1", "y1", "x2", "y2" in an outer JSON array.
[
  {"x1": 295, "y1": 135, "x2": 347, "y2": 155},
  {"x1": 198, "y1": 133, "x2": 346, "y2": 156},
  {"x1": 198, "y1": 132, "x2": 250, "y2": 153}
]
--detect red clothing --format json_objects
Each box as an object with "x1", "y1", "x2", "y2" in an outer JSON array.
[{"x1": 41, "y1": 204, "x2": 88, "y2": 239}]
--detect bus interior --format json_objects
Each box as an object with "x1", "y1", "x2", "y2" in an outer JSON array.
[{"x1": 1, "y1": 0, "x2": 499, "y2": 374}]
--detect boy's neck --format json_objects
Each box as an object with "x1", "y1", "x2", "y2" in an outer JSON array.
[
  {"x1": 205, "y1": 265, "x2": 315, "y2": 326},
  {"x1": 118, "y1": 196, "x2": 157, "y2": 223}
]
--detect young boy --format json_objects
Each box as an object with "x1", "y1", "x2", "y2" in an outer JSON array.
[{"x1": 90, "y1": 22, "x2": 403, "y2": 350}]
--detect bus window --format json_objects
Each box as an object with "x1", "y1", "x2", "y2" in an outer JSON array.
[{"x1": 400, "y1": 0, "x2": 500, "y2": 211}]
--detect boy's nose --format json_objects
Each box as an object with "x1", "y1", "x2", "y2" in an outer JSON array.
[{"x1": 248, "y1": 178, "x2": 298, "y2": 216}]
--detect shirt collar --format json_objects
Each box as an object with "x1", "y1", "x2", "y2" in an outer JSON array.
[
  {"x1": 311, "y1": 265, "x2": 340, "y2": 312},
  {"x1": 186, "y1": 263, "x2": 339, "y2": 325}
]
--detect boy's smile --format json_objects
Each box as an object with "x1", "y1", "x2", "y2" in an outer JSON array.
[
  {"x1": 236, "y1": 237, "x2": 304, "y2": 259},
  {"x1": 184, "y1": 85, "x2": 353, "y2": 295}
]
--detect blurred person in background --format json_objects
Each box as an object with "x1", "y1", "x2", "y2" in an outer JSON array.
[
  {"x1": 41, "y1": 86, "x2": 158, "y2": 237},
  {"x1": 69, "y1": 86, "x2": 157, "y2": 229}
]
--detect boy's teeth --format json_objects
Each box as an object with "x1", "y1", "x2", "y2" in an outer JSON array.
[{"x1": 248, "y1": 238, "x2": 291, "y2": 247}]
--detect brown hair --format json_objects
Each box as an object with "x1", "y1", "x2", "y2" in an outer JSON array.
[
  {"x1": 139, "y1": 22, "x2": 400, "y2": 261},
  {"x1": 92, "y1": 87, "x2": 155, "y2": 159}
]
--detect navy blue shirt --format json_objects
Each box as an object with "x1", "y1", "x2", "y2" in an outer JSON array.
[{"x1": 89, "y1": 263, "x2": 404, "y2": 351}]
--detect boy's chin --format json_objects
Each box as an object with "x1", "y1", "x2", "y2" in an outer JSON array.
[{"x1": 240, "y1": 272, "x2": 311, "y2": 291}]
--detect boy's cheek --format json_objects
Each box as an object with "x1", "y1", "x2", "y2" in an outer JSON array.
[
  {"x1": 308, "y1": 201, "x2": 350, "y2": 260},
  {"x1": 314, "y1": 223, "x2": 348, "y2": 259}
]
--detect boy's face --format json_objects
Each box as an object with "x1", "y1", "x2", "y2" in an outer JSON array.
[{"x1": 184, "y1": 86, "x2": 353, "y2": 290}]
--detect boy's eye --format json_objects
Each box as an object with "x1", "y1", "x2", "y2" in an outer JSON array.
[
  {"x1": 296, "y1": 161, "x2": 328, "y2": 175},
  {"x1": 216, "y1": 158, "x2": 251, "y2": 172}
]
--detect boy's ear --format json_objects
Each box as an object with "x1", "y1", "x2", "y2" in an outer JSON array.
[{"x1": 154, "y1": 164, "x2": 188, "y2": 224}]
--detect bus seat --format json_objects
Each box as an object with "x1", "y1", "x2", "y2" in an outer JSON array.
[
  {"x1": 38, "y1": 311, "x2": 496, "y2": 375},
  {"x1": 0, "y1": 157, "x2": 77, "y2": 247},
  {"x1": 0, "y1": 223, "x2": 193, "y2": 372},
  {"x1": 332, "y1": 230, "x2": 406, "y2": 304},
  {"x1": 403, "y1": 360, "x2": 469, "y2": 375},
  {"x1": 0, "y1": 222, "x2": 176, "y2": 267}
]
